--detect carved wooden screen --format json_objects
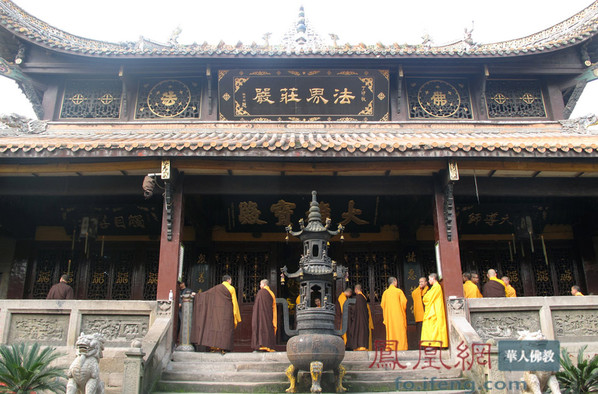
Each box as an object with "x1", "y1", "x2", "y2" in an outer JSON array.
[
  {"x1": 372, "y1": 252, "x2": 400, "y2": 302},
  {"x1": 344, "y1": 252, "x2": 372, "y2": 300},
  {"x1": 87, "y1": 257, "x2": 110, "y2": 299},
  {"x1": 32, "y1": 249, "x2": 72, "y2": 299},
  {"x1": 143, "y1": 250, "x2": 159, "y2": 300},
  {"x1": 418, "y1": 245, "x2": 437, "y2": 279},
  {"x1": 240, "y1": 252, "x2": 269, "y2": 303},
  {"x1": 213, "y1": 252, "x2": 241, "y2": 298},
  {"x1": 500, "y1": 255, "x2": 524, "y2": 296},
  {"x1": 110, "y1": 250, "x2": 134, "y2": 300},
  {"x1": 532, "y1": 254, "x2": 554, "y2": 296},
  {"x1": 550, "y1": 247, "x2": 579, "y2": 296}
]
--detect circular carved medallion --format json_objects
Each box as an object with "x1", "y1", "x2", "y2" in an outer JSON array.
[
  {"x1": 418, "y1": 80, "x2": 460, "y2": 117},
  {"x1": 147, "y1": 80, "x2": 191, "y2": 117}
]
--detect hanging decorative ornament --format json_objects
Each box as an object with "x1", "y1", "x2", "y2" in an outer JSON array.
[
  {"x1": 541, "y1": 235, "x2": 549, "y2": 266},
  {"x1": 526, "y1": 216, "x2": 534, "y2": 253}
]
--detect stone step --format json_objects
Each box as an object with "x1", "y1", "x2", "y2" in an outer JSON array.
[{"x1": 171, "y1": 349, "x2": 426, "y2": 363}]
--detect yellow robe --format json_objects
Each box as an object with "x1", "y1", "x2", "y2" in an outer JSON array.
[
  {"x1": 505, "y1": 285, "x2": 517, "y2": 298},
  {"x1": 338, "y1": 293, "x2": 348, "y2": 344},
  {"x1": 380, "y1": 285, "x2": 408, "y2": 350},
  {"x1": 421, "y1": 282, "x2": 448, "y2": 347},
  {"x1": 411, "y1": 285, "x2": 428, "y2": 323},
  {"x1": 463, "y1": 280, "x2": 483, "y2": 298},
  {"x1": 222, "y1": 281, "x2": 242, "y2": 328},
  {"x1": 575, "y1": 292, "x2": 584, "y2": 296},
  {"x1": 264, "y1": 285, "x2": 277, "y2": 334}
]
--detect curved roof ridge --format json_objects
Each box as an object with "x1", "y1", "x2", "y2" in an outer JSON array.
[
  {"x1": 1, "y1": 0, "x2": 598, "y2": 58},
  {"x1": 0, "y1": 0, "x2": 124, "y2": 52},
  {"x1": 475, "y1": 0, "x2": 598, "y2": 51}
]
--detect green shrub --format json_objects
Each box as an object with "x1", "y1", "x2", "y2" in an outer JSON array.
[
  {"x1": 556, "y1": 345, "x2": 598, "y2": 393},
  {"x1": 0, "y1": 343, "x2": 65, "y2": 394}
]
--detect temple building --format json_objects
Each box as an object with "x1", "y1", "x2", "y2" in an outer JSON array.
[{"x1": 2, "y1": 0, "x2": 598, "y2": 354}]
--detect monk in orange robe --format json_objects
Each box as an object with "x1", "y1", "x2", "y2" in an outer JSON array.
[
  {"x1": 463, "y1": 272, "x2": 482, "y2": 298},
  {"x1": 571, "y1": 285, "x2": 584, "y2": 296},
  {"x1": 502, "y1": 276, "x2": 517, "y2": 298},
  {"x1": 380, "y1": 276, "x2": 408, "y2": 350},
  {"x1": 411, "y1": 277, "x2": 428, "y2": 340},
  {"x1": 421, "y1": 273, "x2": 448, "y2": 348}
]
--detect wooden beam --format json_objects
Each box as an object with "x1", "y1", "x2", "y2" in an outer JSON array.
[{"x1": 0, "y1": 160, "x2": 162, "y2": 174}]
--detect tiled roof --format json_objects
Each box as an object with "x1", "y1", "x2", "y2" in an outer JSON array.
[
  {"x1": 1, "y1": 0, "x2": 597, "y2": 58},
  {"x1": 2, "y1": 121, "x2": 598, "y2": 157}
]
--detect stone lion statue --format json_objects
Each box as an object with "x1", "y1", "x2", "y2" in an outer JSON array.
[
  {"x1": 66, "y1": 332, "x2": 106, "y2": 394},
  {"x1": 517, "y1": 330, "x2": 561, "y2": 394}
]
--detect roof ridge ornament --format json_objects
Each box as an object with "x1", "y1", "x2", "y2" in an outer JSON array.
[{"x1": 559, "y1": 114, "x2": 598, "y2": 134}]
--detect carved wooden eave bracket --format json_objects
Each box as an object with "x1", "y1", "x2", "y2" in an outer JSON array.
[{"x1": 443, "y1": 161, "x2": 459, "y2": 242}]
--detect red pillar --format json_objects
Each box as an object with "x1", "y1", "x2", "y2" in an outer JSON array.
[
  {"x1": 157, "y1": 176, "x2": 184, "y2": 300},
  {"x1": 432, "y1": 175, "x2": 464, "y2": 299}
]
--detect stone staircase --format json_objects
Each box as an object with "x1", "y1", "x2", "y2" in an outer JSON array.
[{"x1": 152, "y1": 350, "x2": 473, "y2": 393}]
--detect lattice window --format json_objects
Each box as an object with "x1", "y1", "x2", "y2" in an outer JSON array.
[
  {"x1": 344, "y1": 252, "x2": 372, "y2": 300},
  {"x1": 213, "y1": 252, "x2": 241, "y2": 297},
  {"x1": 486, "y1": 80, "x2": 546, "y2": 118},
  {"x1": 501, "y1": 257, "x2": 524, "y2": 297},
  {"x1": 372, "y1": 252, "x2": 400, "y2": 302},
  {"x1": 135, "y1": 78, "x2": 202, "y2": 119},
  {"x1": 143, "y1": 251, "x2": 159, "y2": 300},
  {"x1": 407, "y1": 78, "x2": 473, "y2": 119},
  {"x1": 419, "y1": 246, "x2": 437, "y2": 279},
  {"x1": 469, "y1": 249, "x2": 497, "y2": 289},
  {"x1": 111, "y1": 251, "x2": 134, "y2": 300},
  {"x1": 32, "y1": 249, "x2": 70, "y2": 299},
  {"x1": 60, "y1": 79, "x2": 122, "y2": 119},
  {"x1": 240, "y1": 252, "x2": 269, "y2": 303},
  {"x1": 550, "y1": 248, "x2": 578, "y2": 296},
  {"x1": 532, "y1": 255, "x2": 554, "y2": 296},
  {"x1": 87, "y1": 258, "x2": 110, "y2": 300}
]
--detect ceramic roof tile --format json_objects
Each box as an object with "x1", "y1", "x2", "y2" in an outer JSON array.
[
  {"x1": 1, "y1": 0, "x2": 597, "y2": 59},
  {"x1": 2, "y1": 121, "x2": 598, "y2": 157}
]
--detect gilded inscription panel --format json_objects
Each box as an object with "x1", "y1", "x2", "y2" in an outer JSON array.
[
  {"x1": 8, "y1": 313, "x2": 69, "y2": 346},
  {"x1": 552, "y1": 310, "x2": 598, "y2": 341},
  {"x1": 470, "y1": 311, "x2": 540, "y2": 342},
  {"x1": 80, "y1": 314, "x2": 149, "y2": 346}
]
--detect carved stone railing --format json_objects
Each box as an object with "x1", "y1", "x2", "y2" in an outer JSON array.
[
  {"x1": 448, "y1": 296, "x2": 598, "y2": 393},
  {"x1": 0, "y1": 299, "x2": 169, "y2": 393}
]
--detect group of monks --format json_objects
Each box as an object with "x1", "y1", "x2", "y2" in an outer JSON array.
[
  {"x1": 463, "y1": 269, "x2": 517, "y2": 298},
  {"x1": 381, "y1": 273, "x2": 448, "y2": 351},
  {"x1": 190, "y1": 269, "x2": 586, "y2": 353},
  {"x1": 189, "y1": 273, "x2": 451, "y2": 353}
]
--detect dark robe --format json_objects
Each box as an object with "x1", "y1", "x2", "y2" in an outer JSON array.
[
  {"x1": 347, "y1": 293, "x2": 370, "y2": 350},
  {"x1": 191, "y1": 283, "x2": 235, "y2": 351},
  {"x1": 483, "y1": 279, "x2": 506, "y2": 298},
  {"x1": 46, "y1": 282, "x2": 74, "y2": 300},
  {"x1": 251, "y1": 288, "x2": 275, "y2": 350}
]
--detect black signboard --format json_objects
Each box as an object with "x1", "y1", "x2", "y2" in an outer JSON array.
[{"x1": 218, "y1": 69, "x2": 389, "y2": 121}]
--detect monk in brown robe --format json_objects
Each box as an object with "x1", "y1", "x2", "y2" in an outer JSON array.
[
  {"x1": 347, "y1": 284, "x2": 373, "y2": 351},
  {"x1": 380, "y1": 276, "x2": 408, "y2": 350},
  {"x1": 335, "y1": 287, "x2": 352, "y2": 345},
  {"x1": 251, "y1": 279, "x2": 277, "y2": 352},
  {"x1": 191, "y1": 274, "x2": 241, "y2": 353},
  {"x1": 46, "y1": 274, "x2": 74, "y2": 300},
  {"x1": 411, "y1": 277, "x2": 428, "y2": 340},
  {"x1": 483, "y1": 269, "x2": 506, "y2": 297}
]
